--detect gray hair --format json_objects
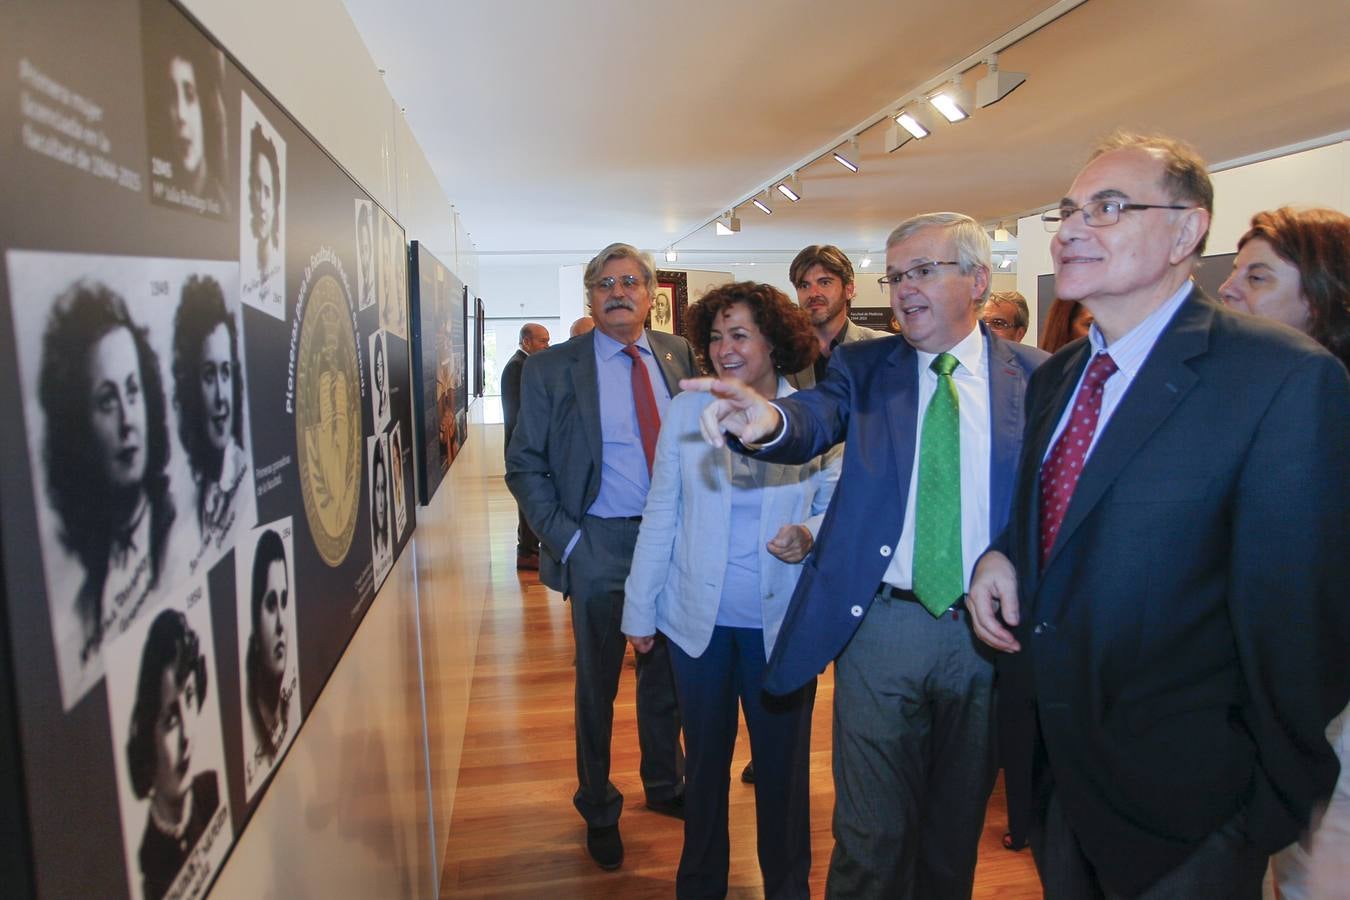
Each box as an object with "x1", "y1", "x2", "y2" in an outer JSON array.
[
  {"x1": 987, "y1": 290, "x2": 1029, "y2": 329},
  {"x1": 583, "y1": 243, "x2": 657, "y2": 299},
  {"x1": 886, "y1": 212, "x2": 992, "y2": 303}
]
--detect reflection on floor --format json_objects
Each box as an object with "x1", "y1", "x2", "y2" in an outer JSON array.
[{"x1": 435, "y1": 477, "x2": 1042, "y2": 899}]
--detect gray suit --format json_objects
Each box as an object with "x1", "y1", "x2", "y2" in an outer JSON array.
[
  {"x1": 788, "y1": 317, "x2": 889, "y2": 389},
  {"x1": 506, "y1": 328, "x2": 698, "y2": 827}
]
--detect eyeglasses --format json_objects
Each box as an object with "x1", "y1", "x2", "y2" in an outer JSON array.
[
  {"x1": 984, "y1": 317, "x2": 1017, "y2": 330},
  {"x1": 1042, "y1": 198, "x2": 1192, "y2": 232},
  {"x1": 877, "y1": 261, "x2": 960, "y2": 289},
  {"x1": 593, "y1": 274, "x2": 643, "y2": 291}
]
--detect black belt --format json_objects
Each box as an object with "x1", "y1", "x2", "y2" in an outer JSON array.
[
  {"x1": 587, "y1": 514, "x2": 642, "y2": 522},
  {"x1": 876, "y1": 584, "x2": 965, "y2": 611}
]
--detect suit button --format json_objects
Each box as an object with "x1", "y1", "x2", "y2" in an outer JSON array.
[
  {"x1": 1033, "y1": 622, "x2": 1052, "y2": 635},
  {"x1": 879, "y1": 545, "x2": 892, "y2": 557},
  {"x1": 850, "y1": 605, "x2": 863, "y2": 617}
]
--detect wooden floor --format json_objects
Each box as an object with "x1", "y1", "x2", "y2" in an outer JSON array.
[{"x1": 438, "y1": 511, "x2": 1042, "y2": 897}]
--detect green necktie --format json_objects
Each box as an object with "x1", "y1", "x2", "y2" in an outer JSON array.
[{"x1": 913, "y1": 352, "x2": 963, "y2": 617}]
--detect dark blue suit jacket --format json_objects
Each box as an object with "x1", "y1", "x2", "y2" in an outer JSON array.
[
  {"x1": 995, "y1": 290, "x2": 1350, "y2": 896},
  {"x1": 757, "y1": 325, "x2": 1046, "y2": 695}
]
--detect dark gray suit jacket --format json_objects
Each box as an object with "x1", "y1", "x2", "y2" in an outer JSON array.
[
  {"x1": 996, "y1": 289, "x2": 1350, "y2": 895},
  {"x1": 504, "y1": 329, "x2": 698, "y2": 594},
  {"x1": 500, "y1": 348, "x2": 527, "y2": 460}
]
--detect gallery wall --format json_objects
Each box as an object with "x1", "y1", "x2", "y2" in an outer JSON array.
[{"x1": 0, "y1": 0, "x2": 489, "y2": 897}]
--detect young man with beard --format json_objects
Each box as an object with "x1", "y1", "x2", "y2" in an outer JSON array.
[{"x1": 788, "y1": 244, "x2": 887, "y2": 388}]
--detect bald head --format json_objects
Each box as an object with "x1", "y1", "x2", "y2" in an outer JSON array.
[
  {"x1": 569, "y1": 316, "x2": 595, "y2": 338},
  {"x1": 519, "y1": 323, "x2": 550, "y2": 355}
]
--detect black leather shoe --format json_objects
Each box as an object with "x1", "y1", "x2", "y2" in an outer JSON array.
[
  {"x1": 741, "y1": 761, "x2": 755, "y2": 784},
  {"x1": 586, "y1": 825, "x2": 623, "y2": 870},
  {"x1": 646, "y1": 794, "x2": 685, "y2": 820}
]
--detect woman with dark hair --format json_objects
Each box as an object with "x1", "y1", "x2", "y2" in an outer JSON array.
[
  {"x1": 172, "y1": 275, "x2": 247, "y2": 549},
  {"x1": 1219, "y1": 206, "x2": 1350, "y2": 899},
  {"x1": 373, "y1": 332, "x2": 388, "y2": 423},
  {"x1": 371, "y1": 439, "x2": 390, "y2": 558},
  {"x1": 1219, "y1": 206, "x2": 1350, "y2": 369},
  {"x1": 39, "y1": 281, "x2": 175, "y2": 662},
  {"x1": 1038, "y1": 296, "x2": 1094, "y2": 354},
  {"x1": 624, "y1": 282, "x2": 840, "y2": 899},
  {"x1": 247, "y1": 123, "x2": 281, "y2": 289},
  {"x1": 146, "y1": 33, "x2": 228, "y2": 213},
  {"x1": 125, "y1": 609, "x2": 220, "y2": 900},
  {"x1": 245, "y1": 528, "x2": 291, "y2": 764}
]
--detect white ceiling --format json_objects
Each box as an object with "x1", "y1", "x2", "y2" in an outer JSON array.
[{"x1": 342, "y1": 0, "x2": 1350, "y2": 267}]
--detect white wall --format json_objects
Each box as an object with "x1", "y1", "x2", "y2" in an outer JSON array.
[
  {"x1": 1016, "y1": 139, "x2": 1350, "y2": 330},
  {"x1": 180, "y1": 1, "x2": 484, "y2": 897}
]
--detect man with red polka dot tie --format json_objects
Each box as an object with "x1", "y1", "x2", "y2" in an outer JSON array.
[{"x1": 968, "y1": 133, "x2": 1350, "y2": 899}]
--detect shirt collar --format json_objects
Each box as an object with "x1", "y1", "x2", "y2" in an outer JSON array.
[
  {"x1": 915, "y1": 323, "x2": 985, "y2": 377},
  {"x1": 593, "y1": 327, "x2": 653, "y2": 361},
  {"x1": 1086, "y1": 279, "x2": 1192, "y2": 380}
]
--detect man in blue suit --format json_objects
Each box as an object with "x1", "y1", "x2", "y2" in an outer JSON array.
[{"x1": 686, "y1": 212, "x2": 1047, "y2": 898}]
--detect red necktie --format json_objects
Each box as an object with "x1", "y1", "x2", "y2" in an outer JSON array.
[
  {"x1": 622, "y1": 344, "x2": 661, "y2": 475},
  {"x1": 1039, "y1": 351, "x2": 1117, "y2": 567}
]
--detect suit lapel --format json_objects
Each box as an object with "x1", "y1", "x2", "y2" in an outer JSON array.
[
  {"x1": 884, "y1": 340, "x2": 920, "y2": 502},
  {"x1": 1042, "y1": 291, "x2": 1210, "y2": 575},
  {"x1": 986, "y1": 335, "x2": 1027, "y2": 534},
  {"x1": 571, "y1": 333, "x2": 604, "y2": 472},
  {"x1": 648, "y1": 331, "x2": 685, "y2": 396}
]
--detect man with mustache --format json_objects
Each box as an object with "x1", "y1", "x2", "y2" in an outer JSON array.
[
  {"x1": 967, "y1": 133, "x2": 1350, "y2": 897},
  {"x1": 506, "y1": 243, "x2": 696, "y2": 870},
  {"x1": 788, "y1": 244, "x2": 887, "y2": 388}
]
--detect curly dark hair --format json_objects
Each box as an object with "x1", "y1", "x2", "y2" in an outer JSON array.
[
  {"x1": 39, "y1": 281, "x2": 174, "y2": 645},
  {"x1": 127, "y1": 609, "x2": 208, "y2": 799},
  {"x1": 686, "y1": 281, "x2": 818, "y2": 376},
  {"x1": 172, "y1": 275, "x2": 243, "y2": 486},
  {"x1": 248, "y1": 123, "x2": 281, "y2": 247},
  {"x1": 246, "y1": 528, "x2": 289, "y2": 758},
  {"x1": 1237, "y1": 207, "x2": 1350, "y2": 369}
]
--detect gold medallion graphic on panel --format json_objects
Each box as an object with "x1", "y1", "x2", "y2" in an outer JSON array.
[{"x1": 296, "y1": 264, "x2": 362, "y2": 566}]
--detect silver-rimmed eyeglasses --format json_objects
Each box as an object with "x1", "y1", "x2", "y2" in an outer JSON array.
[
  {"x1": 593, "y1": 274, "x2": 643, "y2": 291},
  {"x1": 1042, "y1": 199, "x2": 1192, "y2": 232},
  {"x1": 877, "y1": 260, "x2": 960, "y2": 290}
]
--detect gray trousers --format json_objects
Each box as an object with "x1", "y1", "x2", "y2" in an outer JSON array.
[
  {"x1": 826, "y1": 591, "x2": 998, "y2": 900},
  {"x1": 567, "y1": 515, "x2": 684, "y2": 827}
]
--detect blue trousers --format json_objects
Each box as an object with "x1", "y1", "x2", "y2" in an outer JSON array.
[{"x1": 669, "y1": 626, "x2": 815, "y2": 900}]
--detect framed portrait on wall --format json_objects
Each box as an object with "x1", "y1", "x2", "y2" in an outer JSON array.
[{"x1": 651, "y1": 270, "x2": 688, "y2": 338}]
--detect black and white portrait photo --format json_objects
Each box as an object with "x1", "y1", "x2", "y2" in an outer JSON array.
[
  {"x1": 378, "y1": 210, "x2": 408, "y2": 340},
  {"x1": 171, "y1": 274, "x2": 255, "y2": 571},
  {"x1": 106, "y1": 593, "x2": 231, "y2": 900},
  {"x1": 368, "y1": 328, "x2": 390, "y2": 436},
  {"x1": 238, "y1": 93, "x2": 286, "y2": 319},
  {"x1": 141, "y1": 0, "x2": 230, "y2": 219},
  {"x1": 234, "y1": 518, "x2": 299, "y2": 801},
  {"x1": 354, "y1": 198, "x2": 375, "y2": 311},
  {"x1": 6, "y1": 250, "x2": 242, "y2": 709},
  {"x1": 389, "y1": 421, "x2": 407, "y2": 540},
  {"x1": 368, "y1": 433, "x2": 393, "y2": 589}
]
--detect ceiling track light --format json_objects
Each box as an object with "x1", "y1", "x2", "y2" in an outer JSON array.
[
  {"x1": 714, "y1": 211, "x2": 741, "y2": 236},
  {"x1": 976, "y1": 54, "x2": 1028, "y2": 108},
  {"x1": 665, "y1": 248, "x2": 678, "y2": 262},
  {"x1": 832, "y1": 136, "x2": 860, "y2": 173},
  {"x1": 751, "y1": 194, "x2": 773, "y2": 215},
  {"x1": 929, "y1": 80, "x2": 972, "y2": 123},
  {"x1": 894, "y1": 108, "x2": 932, "y2": 140},
  {"x1": 1000, "y1": 255, "x2": 1014, "y2": 269},
  {"x1": 859, "y1": 251, "x2": 873, "y2": 269},
  {"x1": 775, "y1": 175, "x2": 801, "y2": 202}
]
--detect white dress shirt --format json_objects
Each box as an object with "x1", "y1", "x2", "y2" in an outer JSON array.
[{"x1": 883, "y1": 325, "x2": 991, "y2": 592}]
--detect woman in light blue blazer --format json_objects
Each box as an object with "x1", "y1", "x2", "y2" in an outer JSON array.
[{"x1": 624, "y1": 282, "x2": 840, "y2": 899}]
